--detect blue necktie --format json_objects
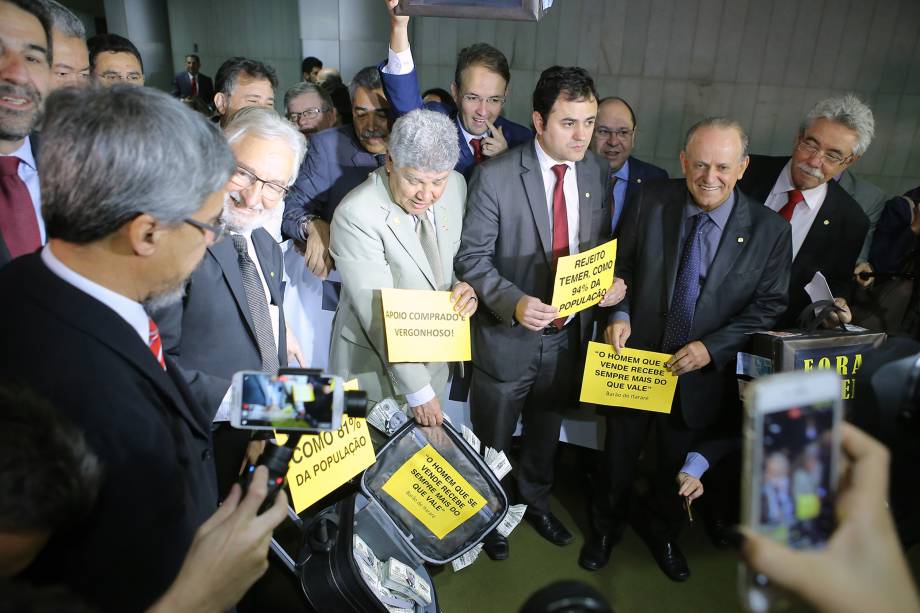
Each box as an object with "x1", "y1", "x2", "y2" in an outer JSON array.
[{"x1": 661, "y1": 213, "x2": 709, "y2": 353}]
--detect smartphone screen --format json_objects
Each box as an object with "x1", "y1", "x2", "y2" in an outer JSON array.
[
  {"x1": 756, "y1": 400, "x2": 836, "y2": 549},
  {"x1": 237, "y1": 372, "x2": 336, "y2": 431}
]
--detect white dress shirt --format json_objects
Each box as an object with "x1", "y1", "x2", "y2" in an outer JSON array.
[
  {"x1": 763, "y1": 160, "x2": 828, "y2": 259},
  {"x1": 9, "y1": 135, "x2": 44, "y2": 243}
]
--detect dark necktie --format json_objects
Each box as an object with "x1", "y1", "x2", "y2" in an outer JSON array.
[
  {"x1": 374, "y1": 153, "x2": 387, "y2": 167},
  {"x1": 148, "y1": 318, "x2": 166, "y2": 370},
  {"x1": 470, "y1": 137, "x2": 484, "y2": 163},
  {"x1": 661, "y1": 213, "x2": 709, "y2": 353},
  {"x1": 0, "y1": 156, "x2": 41, "y2": 259},
  {"x1": 231, "y1": 235, "x2": 280, "y2": 373},
  {"x1": 779, "y1": 189, "x2": 804, "y2": 222},
  {"x1": 190, "y1": 75, "x2": 198, "y2": 97},
  {"x1": 551, "y1": 164, "x2": 569, "y2": 330},
  {"x1": 610, "y1": 174, "x2": 621, "y2": 233}
]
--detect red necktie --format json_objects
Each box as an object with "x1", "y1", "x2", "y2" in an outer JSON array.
[
  {"x1": 0, "y1": 156, "x2": 41, "y2": 259},
  {"x1": 551, "y1": 164, "x2": 569, "y2": 330},
  {"x1": 148, "y1": 318, "x2": 166, "y2": 370},
  {"x1": 779, "y1": 189, "x2": 804, "y2": 222},
  {"x1": 470, "y1": 137, "x2": 484, "y2": 163},
  {"x1": 190, "y1": 75, "x2": 198, "y2": 97}
]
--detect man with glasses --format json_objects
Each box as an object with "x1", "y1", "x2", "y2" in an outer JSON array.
[
  {"x1": 283, "y1": 81, "x2": 337, "y2": 146},
  {"x1": 154, "y1": 106, "x2": 307, "y2": 500},
  {"x1": 380, "y1": 0, "x2": 531, "y2": 178},
  {"x1": 739, "y1": 94, "x2": 872, "y2": 328},
  {"x1": 590, "y1": 96, "x2": 668, "y2": 236},
  {"x1": 87, "y1": 32, "x2": 144, "y2": 87}
]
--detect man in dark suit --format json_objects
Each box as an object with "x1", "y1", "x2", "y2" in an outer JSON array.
[
  {"x1": 579, "y1": 118, "x2": 791, "y2": 580},
  {"x1": 156, "y1": 107, "x2": 306, "y2": 499},
  {"x1": 381, "y1": 0, "x2": 532, "y2": 178},
  {"x1": 171, "y1": 53, "x2": 215, "y2": 110},
  {"x1": 738, "y1": 94, "x2": 873, "y2": 329},
  {"x1": 0, "y1": 85, "x2": 276, "y2": 610},
  {"x1": 456, "y1": 66, "x2": 623, "y2": 560},
  {"x1": 590, "y1": 96, "x2": 668, "y2": 235},
  {"x1": 0, "y1": 0, "x2": 51, "y2": 268},
  {"x1": 281, "y1": 65, "x2": 392, "y2": 280}
]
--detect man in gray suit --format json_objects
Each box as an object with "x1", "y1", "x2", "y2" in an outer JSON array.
[
  {"x1": 330, "y1": 109, "x2": 477, "y2": 425},
  {"x1": 455, "y1": 66, "x2": 624, "y2": 559}
]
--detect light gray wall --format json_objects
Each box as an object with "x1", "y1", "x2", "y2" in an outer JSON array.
[
  {"x1": 408, "y1": 0, "x2": 920, "y2": 196},
  {"x1": 165, "y1": 0, "x2": 302, "y2": 113},
  {"x1": 103, "y1": 0, "x2": 173, "y2": 90}
]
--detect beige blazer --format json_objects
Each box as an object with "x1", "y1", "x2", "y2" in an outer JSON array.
[{"x1": 328, "y1": 166, "x2": 466, "y2": 402}]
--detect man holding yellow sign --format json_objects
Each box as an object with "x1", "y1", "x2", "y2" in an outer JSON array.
[
  {"x1": 329, "y1": 110, "x2": 477, "y2": 427},
  {"x1": 580, "y1": 119, "x2": 791, "y2": 581}
]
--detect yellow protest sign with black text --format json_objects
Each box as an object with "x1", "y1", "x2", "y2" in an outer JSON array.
[
  {"x1": 580, "y1": 342, "x2": 678, "y2": 413},
  {"x1": 382, "y1": 288, "x2": 471, "y2": 363},
  {"x1": 551, "y1": 239, "x2": 617, "y2": 317}
]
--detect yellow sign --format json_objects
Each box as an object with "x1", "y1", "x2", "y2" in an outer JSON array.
[
  {"x1": 579, "y1": 342, "x2": 678, "y2": 413},
  {"x1": 381, "y1": 444, "x2": 486, "y2": 539},
  {"x1": 551, "y1": 239, "x2": 617, "y2": 317},
  {"x1": 277, "y1": 416, "x2": 376, "y2": 513},
  {"x1": 381, "y1": 288, "x2": 471, "y2": 363}
]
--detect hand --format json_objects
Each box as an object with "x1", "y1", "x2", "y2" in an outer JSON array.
[
  {"x1": 303, "y1": 219, "x2": 332, "y2": 279},
  {"x1": 514, "y1": 295, "x2": 558, "y2": 331},
  {"x1": 481, "y1": 121, "x2": 508, "y2": 158},
  {"x1": 822, "y1": 297, "x2": 853, "y2": 328},
  {"x1": 286, "y1": 328, "x2": 305, "y2": 367},
  {"x1": 853, "y1": 262, "x2": 874, "y2": 289},
  {"x1": 907, "y1": 197, "x2": 920, "y2": 235},
  {"x1": 239, "y1": 440, "x2": 266, "y2": 475},
  {"x1": 598, "y1": 277, "x2": 627, "y2": 307},
  {"x1": 739, "y1": 424, "x2": 920, "y2": 613},
  {"x1": 603, "y1": 319, "x2": 631, "y2": 353},
  {"x1": 665, "y1": 341, "x2": 711, "y2": 375},
  {"x1": 411, "y1": 396, "x2": 443, "y2": 427},
  {"x1": 677, "y1": 472, "x2": 704, "y2": 502},
  {"x1": 450, "y1": 282, "x2": 478, "y2": 317},
  {"x1": 147, "y1": 466, "x2": 288, "y2": 613}
]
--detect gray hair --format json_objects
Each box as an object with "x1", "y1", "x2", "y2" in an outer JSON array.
[
  {"x1": 283, "y1": 81, "x2": 333, "y2": 114},
  {"x1": 684, "y1": 117, "x2": 749, "y2": 160},
  {"x1": 39, "y1": 0, "x2": 85, "y2": 39},
  {"x1": 801, "y1": 93, "x2": 875, "y2": 157},
  {"x1": 348, "y1": 66, "x2": 383, "y2": 100},
  {"x1": 388, "y1": 109, "x2": 459, "y2": 173},
  {"x1": 40, "y1": 86, "x2": 235, "y2": 244},
  {"x1": 224, "y1": 106, "x2": 307, "y2": 185}
]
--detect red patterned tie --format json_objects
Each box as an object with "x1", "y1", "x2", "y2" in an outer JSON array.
[
  {"x1": 470, "y1": 137, "x2": 484, "y2": 163},
  {"x1": 551, "y1": 164, "x2": 569, "y2": 330},
  {"x1": 190, "y1": 75, "x2": 198, "y2": 97},
  {"x1": 779, "y1": 189, "x2": 804, "y2": 222},
  {"x1": 148, "y1": 318, "x2": 166, "y2": 370},
  {"x1": 0, "y1": 156, "x2": 41, "y2": 259}
]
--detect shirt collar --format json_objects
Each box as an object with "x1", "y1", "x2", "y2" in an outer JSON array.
[
  {"x1": 534, "y1": 138, "x2": 575, "y2": 175},
  {"x1": 8, "y1": 135, "x2": 36, "y2": 172},
  {"x1": 613, "y1": 158, "x2": 630, "y2": 182},
  {"x1": 457, "y1": 116, "x2": 488, "y2": 145},
  {"x1": 685, "y1": 190, "x2": 735, "y2": 230},
  {"x1": 773, "y1": 159, "x2": 827, "y2": 211}
]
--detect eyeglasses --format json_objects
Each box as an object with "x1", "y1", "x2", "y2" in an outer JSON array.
[
  {"x1": 184, "y1": 217, "x2": 226, "y2": 242},
  {"x1": 795, "y1": 139, "x2": 852, "y2": 167},
  {"x1": 461, "y1": 94, "x2": 505, "y2": 107},
  {"x1": 229, "y1": 166, "x2": 289, "y2": 202},
  {"x1": 595, "y1": 127, "x2": 635, "y2": 141},
  {"x1": 99, "y1": 71, "x2": 143, "y2": 83},
  {"x1": 287, "y1": 107, "x2": 329, "y2": 122}
]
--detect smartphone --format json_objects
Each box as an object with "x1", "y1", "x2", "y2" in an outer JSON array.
[
  {"x1": 229, "y1": 370, "x2": 343, "y2": 432},
  {"x1": 740, "y1": 370, "x2": 842, "y2": 612}
]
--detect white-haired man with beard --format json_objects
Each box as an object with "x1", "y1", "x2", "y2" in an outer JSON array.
[{"x1": 154, "y1": 106, "x2": 307, "y2": 500}]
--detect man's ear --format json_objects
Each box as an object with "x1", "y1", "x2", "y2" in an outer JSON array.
[
  {"x1": 214, "y1": 92, "x2": 227, "y2": 115},
  {"x1": 532, "y1": 110, "x2": 545, "y2": 136},
  {"x1": 450, "y1": 81, "x2": 460, "y2": 106},
  {"x1": 125, "y1": 213, "x2": 160, "y2": 257}
]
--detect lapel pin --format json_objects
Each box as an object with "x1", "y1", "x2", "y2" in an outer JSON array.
[
  {"x1": 585, "y1": 192, "x2": 590, "y2": 198},
  {"x1": 823, "y1": 219, "x2": 830, "y2": 225},
  {"x1": 270, "y1": 271, "x2": 275, "y2": 277},
  {"x1": 737, "y1": 237, "x2": 744, "y2": 243},
  {"x1": 393, "y1": 218, "x2": 400, "y2": 226}
]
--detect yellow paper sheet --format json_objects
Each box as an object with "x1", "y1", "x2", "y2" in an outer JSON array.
[
  {"x1": 551, "y1": 239, "x2": 617, "y2": 317},
  {"x1": 381, "y1": 444, "x2": 486, "y2": 539},
  {"x1": 579, "y1": 342, "x2": 678, "y2": 413},
  {"x1": 381, "y1": 288, "x2": 471, "y2": 362}
]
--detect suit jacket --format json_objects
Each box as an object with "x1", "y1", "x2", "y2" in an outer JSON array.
[
  {"x1": 613, "y1": 181, "x2": 791, "y2": 429},
  {"x1": 739, "y1": 155, "x2": 869, "y2": 328},
  {"x1": 154, "y1": 229, "x2": 287, "y2": 417},
  {"x1": 835, "y1": 169, "x2": 886, "y2": 263},
  {"x1": 328, "y1": 167, "x2": 466, "y2": 400},
  {"x1": 0, "y1": 133, "x2": 41, "y2": 268},
  {"x1": 171, "y1": 71, "x2": 215, "y2": 105},
  {"x1": 623, "y1": 155, "x2": 669, "y2": 213},
  {"x1": 0, "y1": 254, "x2": 218, "y2": 612},
  {"x1": 379, "y1": 65, "x2": 533, "y2": 178},
  {"x1": 281, "y1": 125, "x2": 380, "y2": 241},
  {"x1": 455, "y1": 141, "x2": 611, "y2": 382}
]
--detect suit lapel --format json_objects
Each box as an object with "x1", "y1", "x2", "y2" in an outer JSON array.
[
  {"x1": 697, "y1": 191, "x2": 752, "y2": 311},
  {"x1": 454, "y1": 118, "x2": 474, "y2": 168},
  {"x1": 795, "y1": 185, "x2": 841, "y2": 264},
  {"x1": 251, "y1": 229, "x2": 282, "y2": 307},
  {"x1": 521, "y1": 145, "x2": 553, "y2": 264},
  {"x1": 662, "y1": 194, "x2": 684, "y2": 308},
  {"x1": 209, "y1": 238, "x2": 258, "y2": 344},
  {"x1": 576, "y1": 159, "x2": 598, "y2": 247}
]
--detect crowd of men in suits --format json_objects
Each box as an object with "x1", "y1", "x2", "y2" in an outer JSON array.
[{"x1": 2, "y1": 0, "x2": 919, "y2": 610}]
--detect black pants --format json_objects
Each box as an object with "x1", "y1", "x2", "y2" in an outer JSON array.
[{"x1": 469, "y1": 324, "x2": 579, "y2": 513}]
